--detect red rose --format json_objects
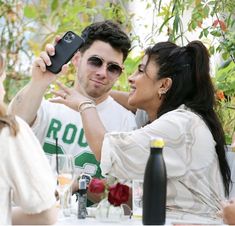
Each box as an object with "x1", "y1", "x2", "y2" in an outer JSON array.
[
  {"x1": 108, "y1": 183, "x2": 129, "y2": 206},
  {"x1": 88, "y1": 178, "x2": 105, "y2": 193}
]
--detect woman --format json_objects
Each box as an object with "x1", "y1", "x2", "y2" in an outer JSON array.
[
  {"x1": 0, "y1": 54, "x2": 58, "y2": 224},
  {"x1": 49, "y1": 41, "x2": 231, "y2": 223}
]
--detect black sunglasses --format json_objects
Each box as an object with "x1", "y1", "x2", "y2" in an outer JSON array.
[{"x1": 87, "y1": 55, "x2": 123, "y2": 78}]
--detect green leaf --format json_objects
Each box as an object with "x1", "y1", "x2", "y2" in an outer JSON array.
[
  {"x1": 204, "y1": 29, "x2": 209, "y2": 37},
  {"x1": 203, "y1": 5, "x2": 210, "y2": 18},
  {"x1": 199, "y1": 31, "x2": 203, "y2": 39},
  {"x1": 210, "y1": 30, "x2": 221, "y2": 37},
  {"x1": 159, "y1": 15, "x2": 174, "y2": 33},
  {"x1": 51, "y1": 0, "x2": 59, "y2": 11},
  {"x1": 191, "y1": 21, "x2": 197, "y2": 30},
  {"x1": 173, "y1": 15, "x2": 179, "y2": 33},
  {"x1": 23, "y1": 5, "x2": 37, "y2": 19}
]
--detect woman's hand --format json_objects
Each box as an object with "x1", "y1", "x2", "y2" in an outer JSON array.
[{"x1": 50, "y1": 81, "x2": 92, "y2": 112}]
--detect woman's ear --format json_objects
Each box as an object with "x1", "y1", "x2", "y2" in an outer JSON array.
[
  {"x1": 72, "y1": 51, "x2": 81, "y2": 67},
  {"x1": 160, "y1": 77, "x2": 172, "y2": 93}
]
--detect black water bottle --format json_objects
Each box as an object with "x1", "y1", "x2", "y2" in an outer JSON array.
[{"x1": 143, "y1": 137, "x2": 167, "y2": 225}]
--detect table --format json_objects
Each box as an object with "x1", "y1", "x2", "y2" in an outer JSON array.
[
  {"x1": 56, "y1": 206, "x2": 225, "y2": 225},
  {"x1": 56, "y1": 215, "x2": 227, "y2": 225},
  {"x1": 57, "y1": 216, "x2": 142, "y2": 225},
  {"x1": 56, "y1": 150, "x2": 235, "y2": 225}
]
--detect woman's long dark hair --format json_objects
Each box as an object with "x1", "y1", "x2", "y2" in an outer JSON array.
[{"x1": 146, "y1": 41, "x2": 231, "y2": 196}]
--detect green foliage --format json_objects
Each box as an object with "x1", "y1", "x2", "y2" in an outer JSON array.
[
  {"x1": 1, "y1": 0, "x2": 235, "y2": 141},
  {"x1": 215, "y1": 61, "x2": 235, "y2": 96},
  {"x1": 0, "y1": 0, "x2": 134, "y2": 102},
  {"x1": 214, "y1": 61, "x2": 235, "y2": 143},
  {"x1": 113, "y1": 53, "x2": 142, "y2": 91}
]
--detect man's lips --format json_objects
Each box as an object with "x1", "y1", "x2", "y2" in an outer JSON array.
[{"x1": 90, "y1": 79, "x2": 105, "y2": 86}]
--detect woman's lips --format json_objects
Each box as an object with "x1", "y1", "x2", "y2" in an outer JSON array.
[{"x1": 129, "y1": 87, "x2": 136, "y2": 95}]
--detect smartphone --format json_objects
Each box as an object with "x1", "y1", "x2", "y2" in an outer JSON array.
[{"x1": 46, "y1": 31, "x2": 84, "y2": 74}]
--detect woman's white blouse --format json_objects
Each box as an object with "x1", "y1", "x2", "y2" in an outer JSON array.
[{"x1": 100, "y1": 105, "x2": 225, "y2": 223}]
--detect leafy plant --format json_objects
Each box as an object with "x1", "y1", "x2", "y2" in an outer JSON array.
[{"x1": 214, "y1": 60, "x2": 235, "y2": 144}]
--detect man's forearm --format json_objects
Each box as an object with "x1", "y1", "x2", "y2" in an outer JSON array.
[{"x1": 8, "y1": 80, "x2": 47, "y2": 126}]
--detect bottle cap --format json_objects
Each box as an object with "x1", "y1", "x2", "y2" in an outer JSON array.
[
  {"x1": 150, "y1": 137, "x2": 164, "y2": 148},
  {"x1": 79, "y1": 178, "x2": 87, "y2": 190}
]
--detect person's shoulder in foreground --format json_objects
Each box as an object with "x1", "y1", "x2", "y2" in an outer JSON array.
[{"x1": 0, "y1": 53, "x2": 58, "y2": 225}]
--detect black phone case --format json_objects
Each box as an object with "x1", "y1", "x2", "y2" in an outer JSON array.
[{"x1": 46, "y1": 31, "x2": 84, "y2": 74}]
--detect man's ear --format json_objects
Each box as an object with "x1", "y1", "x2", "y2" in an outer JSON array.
[{"x1": 72, "y1": 51, "x2": 81, "y2": 67}]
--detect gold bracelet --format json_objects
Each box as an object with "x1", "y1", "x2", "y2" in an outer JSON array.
[
  {"x1": 77, "y1": 100, "x2": 95, "y2": 112},
  {"x1": 79, "y1": 103, "x2": 96, "y2": 113}
]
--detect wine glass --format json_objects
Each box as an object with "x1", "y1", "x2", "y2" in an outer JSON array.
[{"x1": 50, "y1": 154, "x2": 75, "y2": 216}]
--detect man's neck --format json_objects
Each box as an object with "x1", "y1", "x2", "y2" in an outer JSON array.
[
  {"x1": 74, "y1": 85, "x2": 109, "y2": 105},
  {"x1": 92, "y1": 94, "x2": 109, "y2": 105}
]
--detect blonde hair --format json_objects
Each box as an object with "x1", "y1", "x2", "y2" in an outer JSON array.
[{"x1": 0, "y1": 54, "x2": 19, "y2": 136}]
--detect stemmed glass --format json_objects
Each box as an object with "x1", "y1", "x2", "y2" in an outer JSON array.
[{"x1": 50, "y1": 154, "x2": 75, "y2": 217}]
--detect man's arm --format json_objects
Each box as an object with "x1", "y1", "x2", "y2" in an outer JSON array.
[
  {"x1": 8, "y1": 80, "x2": 48, "y2": 126},
  {"x1": 8, "y1": 46, "x2": 60, "y2": 126},
  {"x1": 12, "y1": 205, "x2": 58, "y2": 225},
  {"x1": 110, "y1": 90, "x2": 137, "y2": 113}
]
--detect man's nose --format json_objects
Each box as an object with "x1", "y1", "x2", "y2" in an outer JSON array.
[{"x1": 95, "y1": 64, "x2": 108, "y2": 78}]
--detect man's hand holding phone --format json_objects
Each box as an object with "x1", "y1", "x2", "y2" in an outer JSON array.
[{"x1": 31, "y1": 31, "x2": 84, "y2": 88}]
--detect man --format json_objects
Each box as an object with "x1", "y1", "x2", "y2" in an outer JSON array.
[{"x1": 9, "y1": 20, "x2": 136, "y2": 180}]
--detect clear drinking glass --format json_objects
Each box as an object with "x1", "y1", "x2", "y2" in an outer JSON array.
[{"x1": 50, "y1": 154, "x2": 75, "y2": 217}]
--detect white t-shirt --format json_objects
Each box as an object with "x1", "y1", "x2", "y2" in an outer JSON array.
[
  {"x1": 0, "y1": 117, "x2": 56, "y2": 225},
  {"x1": 100, "y1": 105, "x2": 225, "y2": 223},
  {"x1": 32, "y1": 96, "x2": 136, "y2": 177}
]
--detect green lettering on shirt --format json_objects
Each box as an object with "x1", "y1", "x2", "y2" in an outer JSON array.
[
  {"x1": 43, "y1": 142, "x2": 64, "y2": 154},
  {"x1": 62, "y1": 124, "x2": 77, "y2": 144},
  {"x1": 75, "y1": 152, "x2": 102, "y2": 178},
  {"x1": 46, "y1": 118, "x2": 62, "y2": 139},
  {"x1": 78, "y1": 129, "x2": 88, "y2": 147}
]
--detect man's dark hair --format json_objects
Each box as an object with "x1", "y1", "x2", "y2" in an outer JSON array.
[{"x1": 80, "y1": 20, "x2": 131, "y2": 62}]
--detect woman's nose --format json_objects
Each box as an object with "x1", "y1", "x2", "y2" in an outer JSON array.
[{"x1": 128, "y1": 71, "x2": 136, "y2": 83}]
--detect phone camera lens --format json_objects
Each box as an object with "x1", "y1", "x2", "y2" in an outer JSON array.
[
  {"x1": 71, "y1": 34, "x2": 75, "y2": 39},
  {"x1": 64, "y1": 32, "x2": 75, "y2": 43}
]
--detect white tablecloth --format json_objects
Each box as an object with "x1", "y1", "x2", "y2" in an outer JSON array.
[
  {"x1": 57, "y1": 216, "x2": 142, "y2": 225},
  {"x1": 56, "y1": 215, "x2": 226, "y2": 225}
]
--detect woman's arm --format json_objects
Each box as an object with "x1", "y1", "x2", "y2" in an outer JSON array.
[
  {"x1": 50, "y1": 82, "x2": 105, "y2": 161},
  {"x1": 12, "y1": 206, "x2": 58, "y2": 225}
]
